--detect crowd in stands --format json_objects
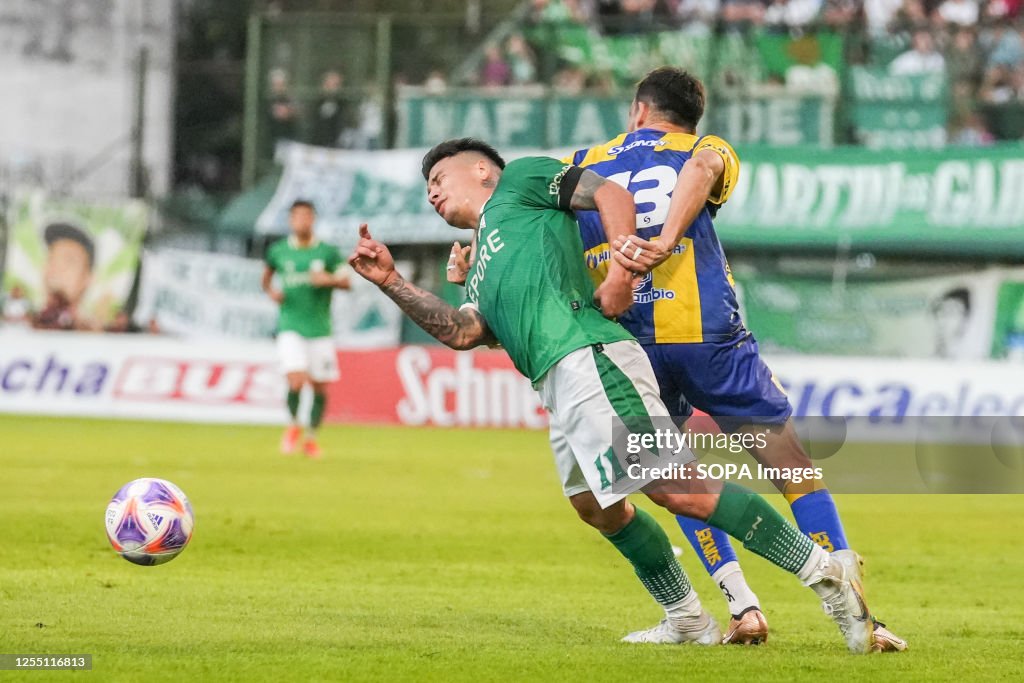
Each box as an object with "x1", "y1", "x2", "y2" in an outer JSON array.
[
  {"x1": 525, "y1": 0, "x2": 1020, "y2": 34},
  {"x1": 259, "y1": 1, "x2": 1024, "y2": 151},
  {"x1": 265, "y1": 68, "x2": 385, "y2": 152},
  {"x1": 517, "y1": 0, "x2": 1024, "y2": 143}
]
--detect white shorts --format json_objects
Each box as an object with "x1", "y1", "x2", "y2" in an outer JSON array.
[
  {"x1": 276, "y1": 331, "x2": 340, "y2": 382},
  {"x1": 537, "y1": 340, "x2": 695, "y2": 509}
]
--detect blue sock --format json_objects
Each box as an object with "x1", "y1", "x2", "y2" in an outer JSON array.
[
  {"x1": 675, "y1": 514, "x2": 739, "y2": 576},
  {"x1": 788, "y1": 488, "x2": 849, "y2": 551}
]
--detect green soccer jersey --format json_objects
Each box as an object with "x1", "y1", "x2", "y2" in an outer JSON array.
[
  {"x1": 464, "y1": 156, "x2": 634, "y2": 383},
  {"x1": 265, "y1": 238, "x2": 343, "y2": 338}
]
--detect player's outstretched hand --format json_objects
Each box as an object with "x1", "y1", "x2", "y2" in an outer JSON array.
[
  {"x1": 446, "y1": 241, "x2": 471, "y2": 285},
  {"x1": 611, "y1": 235, "x2": 671, "y2": 274},
  {"x1": 348, "y1": 224, "x2": 398, "y2": 287}
]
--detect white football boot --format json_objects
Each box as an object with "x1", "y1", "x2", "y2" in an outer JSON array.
[
  {"x1": 806, "y1": 552, "x2": 875, "y2": 654},
  {"x1": 833, "y1": 549, "x2": 908, "y2": 653},
  {"x1": 622, "y1": 611, "x2": 721, "y2": 645}
]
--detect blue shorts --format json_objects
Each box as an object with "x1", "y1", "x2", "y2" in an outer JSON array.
[{"x1": 644, "y1": 331, "x2": 792, "y2": 431}]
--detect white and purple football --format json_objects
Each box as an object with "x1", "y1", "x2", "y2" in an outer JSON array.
[{"x1": 105, "y1": 478, "x2": 194, "y2": 566}]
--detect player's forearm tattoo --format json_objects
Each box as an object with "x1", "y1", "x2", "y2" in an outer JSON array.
[
  {"x1": 569, "y1": 169, "x2": 607, "y2": 211},
  {"x1": 380, "y1": 274, "x2": 493, "y2": 349}
]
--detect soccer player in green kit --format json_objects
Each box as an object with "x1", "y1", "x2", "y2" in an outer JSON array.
[
  {"x1": 262, "y1": 200, "x2": 350, "y2": 458},
  {"x1": 348, "y1": 139, "x2": 878, "y2": 652}
]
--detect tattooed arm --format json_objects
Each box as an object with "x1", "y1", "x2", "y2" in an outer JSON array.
[
  {"x1": 380, "y1": 273, "x2": 495, "y2": 350},
  {"x1": 348, "y1": 224, "x2": 496, "y2": 350}
]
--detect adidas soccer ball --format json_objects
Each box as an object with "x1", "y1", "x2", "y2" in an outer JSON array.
[{"x1": 105, "y1": 478, "x2": 194, "y2": 566}]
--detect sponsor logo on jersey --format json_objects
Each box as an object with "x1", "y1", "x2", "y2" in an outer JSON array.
[
  {"x1": 632, "y1": 273, "x2": 676, "y2": 304},
  {"x1": 607, "y1": 138, "x2": 669, "y2": 156}
]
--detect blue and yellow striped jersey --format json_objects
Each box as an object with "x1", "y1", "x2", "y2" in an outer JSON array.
[{"x1": 566, "y1": 128, "x2": 743, "y2": 344}]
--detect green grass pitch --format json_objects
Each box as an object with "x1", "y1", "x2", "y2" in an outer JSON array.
[{"x1": 2, "y1": 416, "x2": 1022, "y2": 682}]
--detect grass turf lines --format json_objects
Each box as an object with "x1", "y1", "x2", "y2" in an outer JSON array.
[{"x1": 2, "y1": 416, "x2": 1022, "y2": 682}]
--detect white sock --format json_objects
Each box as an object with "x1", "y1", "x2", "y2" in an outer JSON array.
[
  {"x1": 797, "y1": 543, "x2": 832, "y2": 587},
  {"x1": 664, "y1": 587, "x2": 703, "y2": 626},
  {"x1": 711, "y1": 561, "x2": 760, "y2": 617}
]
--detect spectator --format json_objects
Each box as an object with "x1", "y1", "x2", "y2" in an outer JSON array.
[
  {"x1": 423, "y1": 69, "x2": 449, "y2": 95},
  {"x1": 311, "y1": 70, "x2": 349, "y2": 148},
  {"x1": 355, "y1": 88, "x2": 385, "y2": 150},
  {"x1": 822, "y1": 0, "x2": 861, "y2": 27},
  {"x1": 980, "y1": 64, "x2": 1017, "y2": 104},
  {"x1": 892, "y1": 0, "x2": 930, "y2": 29},
  {"x1": 721, "y1": 0, "x2": 768, "y2": 31},
  {"x1": 266, "y1": 68, "x2": 299, "y2": 146},
  {"x1": 2, "y1": 285, "x2": 33, "y2": 327},
  {"x1": 596, "y1": 0, "x2": 626, "y2": 33},
  {"x1": 506, "y1": 34, "x2": 539, "y2": 85},
  {"x1": 552, "y1": 64, "x2": 588, "y2": 94},
  {"x1": 864, "y1": 0, "x2": 904, "y2": 34},
  {"x1": 984, "y1": 0, "x2": 1023, "y2": 19},
  {"x1": 936, "y1": 0, "x2": 980, "y2": 25},
  {"x1": 889, "y1": 29, "x2": 946, "y2": 74},
  {"x1": 785, "y1": 36, "x2": 840, "y2": 95},
  {"x1": 674, "y1": 0, "x2": 721, "y2": 34},
  {"x1": 984, "y1": 24, "x2": 1024, "y2": 69},
  {"x1": 950, "y1": 112, "x2": 996, "y2": 145},
  {"x1": 619, "y1": 0, "x2": 658, "y2": 33},
  {"x1": 764, "y1": 0, "x2": 824, "y2": 30},
  {"x1": 946, "y1": 27, "x2": 983, "y2": 86},
  {"x1": 479, "y1": 44, "x2": 511, "y2": 87},
  {"x1": 529, "y1": 0, "x2": 591, "y2": 24}
]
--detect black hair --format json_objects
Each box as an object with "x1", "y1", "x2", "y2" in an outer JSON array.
[
  {"x1": 44, "y1": 222, "x2": 95, "y2": 269},
  {"x1": 290, "y1": 199, "x2": 316, "y2": 212},
  {"x1": 934, "y1": 287, "x2": 971, "y2": 314},
  {"x1": 634, "y1": 67, "x2": 705, "y2": 130},
  {"x1": 421, "y1": 138, "x2": 506, "y2": 180}
]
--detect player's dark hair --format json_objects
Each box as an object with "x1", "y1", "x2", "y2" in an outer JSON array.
[
  {"x1": 290, "y1": 199, "x2": 316, "y2": 212},
  {"x1": 421, "y1": 138, "x2": 506, "y2": 180},
  {"x1": 934, "y1": 287, "x2": 971, "y2": 313},
  {"x1": 634, "y1": 67, "x2": 705, "y2": 130}
]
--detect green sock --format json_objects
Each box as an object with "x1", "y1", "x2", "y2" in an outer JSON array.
[
  {"x1": 604, "y1": 507, "x2": 692, "y2": 607},
  {"x1": 708, "y1": 482, "x2": 816, "y2": 574},
  {"x1": 310, "y1": 393, "x2": 326, "y2": 430},
  {"x1": 286, "y1": 390, "x2": 300, "y2": 420}
]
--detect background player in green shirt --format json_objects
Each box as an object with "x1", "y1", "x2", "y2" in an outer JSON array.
[
  {"x1": 347, "y1": 138, "x2": 879, "y2": 652},
  {"x1": 262, "y1": 200, "x2": 350, "y2": 458}
]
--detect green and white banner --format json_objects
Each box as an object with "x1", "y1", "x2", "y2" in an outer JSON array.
[
  {"x1": 717, "y1": 145, "x2": 1024, "y2": 254},
  {"x1": 255, "y1": 142, "x2": 462, "y2": 247},
  {"x1": 397, "y1": 90, "x2": 627, "y2": 149},
  {"x1": 736, "y1": 269, "x2": 1003, "y2": 360},
  {"x1": 737, "y1": 267, "x2": 1024, "y2": 360},
  {"x1": 2, "y1": 191, "x2": 148, "y2": 328},
  {"x1": 849, "y1": 67, "x2": 948, "y2": 149},
  {"x1": 135, "y1": 247, "x2": 405, "y2": 348},
  {"x1": 397, "y1": 89, "x2": 833, "y2": 149},
  {"x1": 253, "y1": 142, "x2": 1024, "y2": 257}
]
